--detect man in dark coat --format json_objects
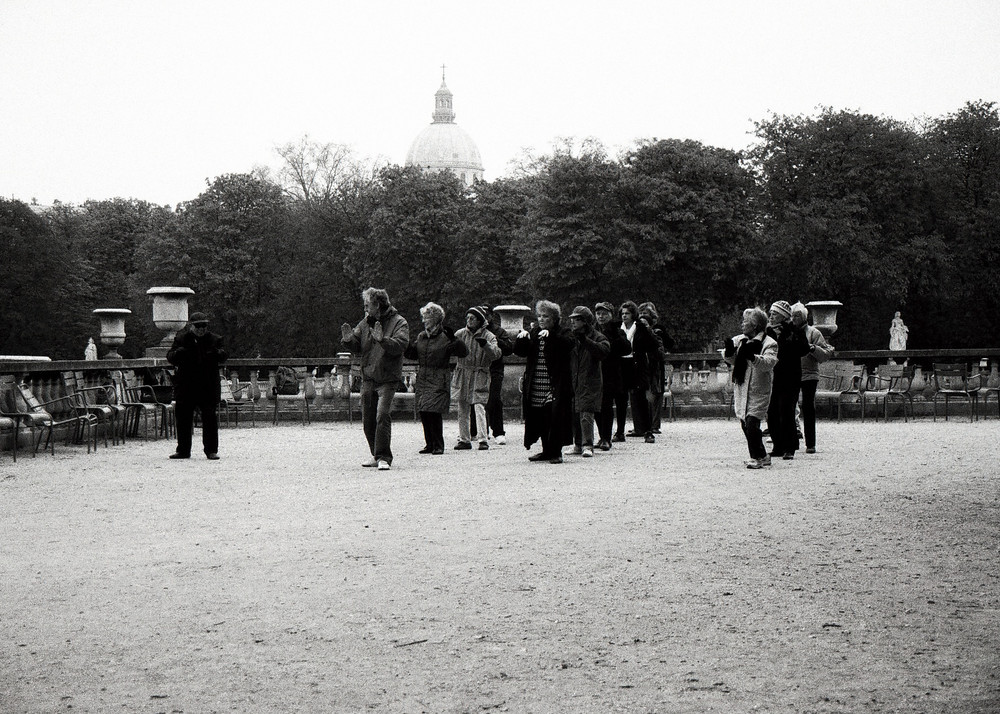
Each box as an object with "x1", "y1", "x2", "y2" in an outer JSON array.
[
  {"x1": 514, "y1": 300, "x2": 575, "y2": 464},
  {"x1": 594, "y1": 302, "x2": 631, "y2": 450},
  {"x1": 766, "y1": 300, "x2": 810, "y2": 459},
  {"x1": 166, "y1": 312, "x2": 228, "y2": 460},
  {"x1": 470, "y1": 306, "x2": 514, "y2": 445}
]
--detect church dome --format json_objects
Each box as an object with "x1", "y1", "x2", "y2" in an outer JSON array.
[{"x1": 405, "y1": 71, "x2": 484, "y2": 186}]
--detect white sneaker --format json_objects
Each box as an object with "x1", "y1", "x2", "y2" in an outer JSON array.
[
  {"x1": 377, "y1": 460, "x2": 391, "y2": 471},
  {"x1": 582, "y1": 447, "x2": 594, "y2": 458},
  {"x1": 495, "y1": 434, "x2": 506, "y2": 445},
  {"x1": 361, "y1": 457, "x2": 378, "y2": 467}
]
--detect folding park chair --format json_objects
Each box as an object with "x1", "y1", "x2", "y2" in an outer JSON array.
[
  {"x1": 932, "y1": 363, "x2": 979, "y2": 423},
  {"x1": 17, "y1": 380, "x2": 96, "y2": 455},
  {"x1": 815, "y1": 362, "x2": 865, "y2": 421},
  {"x1": 862, "y1": 364, "x2": 914, "y2": 422},
  {"x1": 0, "y1": 376, "x2": 37, "y2": 462},
  {"x1": 219, "y1": 377, "x2": 255, "y2": 427},
  {"x1": 62, "y1": 371, "x2": 120, "y2": 448}
]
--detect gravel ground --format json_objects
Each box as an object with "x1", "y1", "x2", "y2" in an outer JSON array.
[{"x1": 2, "y1": 418, "x2": 998, "y2": 714}]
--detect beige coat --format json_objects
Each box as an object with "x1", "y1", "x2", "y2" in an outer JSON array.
[
  {"x1": 729, "y1": 332, "x2": 778, "y2": 421},
  {"x1": 451, "y1": 327, "x2": 501, "y2": 405}
]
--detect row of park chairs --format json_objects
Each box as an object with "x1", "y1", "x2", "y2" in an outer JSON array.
[
  {"x1": 815, "y1": 362, "x2": 996, "y2": 423},
  {"x1": 0, "y1": 370, "x2": 179, "y2": 462}
]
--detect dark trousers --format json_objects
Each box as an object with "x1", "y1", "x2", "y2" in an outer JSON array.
[
  {"x1": 741, "y1": 415, "x2": 766, "y2": 459},
  {"x1": 361, "y1": 381, "x2": 396, "y2": 464},
  {"x1": 597, "y1": 389, "x2": 618, "y2": 442},
  {"x1": 629, "y1": 388, "x2": 652, "y2": 436},
  {"x1": 473, "y1": 373, "x2": 506, "y2": 438},
  {"x1": 528, "y1": 404, "x2": 560, "y2": 457},
  {"x1": 614, "y1": 391, "x2": 629, "y2": 437},
  {"x1": 799, "y1": 380, "x2": 818, "y2": 449},
  {"x1": 767, "y1": 382, "x2": 800, "y2": 456},
  {"x1": 650, "y1": 391, "x2": 663, "y2": 431},
  {"x1": 420, "y1": 411, "x2": 444, "y2": 452},
  {"x1": 175, "y1": 397, "x2": 219, "y2": 456}
]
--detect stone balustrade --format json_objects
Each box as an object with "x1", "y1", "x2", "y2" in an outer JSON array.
[{"x1": 1, "y1": 349, "x2": 999, "y2": 452}]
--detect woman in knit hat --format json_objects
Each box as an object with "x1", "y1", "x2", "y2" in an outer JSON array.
[
  {"x1": 451, "y1": 305, "x2": 502, "y2": 450},
  {"x1": 766, "y1": 300, "x2": 810, "y2": 460}
]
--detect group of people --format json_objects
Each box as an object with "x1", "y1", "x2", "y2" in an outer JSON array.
[
  {"x1": 336, "y1": 288, "x2": 675, "y2": 469},
  {"x1": 724, "y1": 300, "x2": 834, "y2": 469},
  {"x1": 164, "y1": 288, "x2": 833, "y2": 472}
]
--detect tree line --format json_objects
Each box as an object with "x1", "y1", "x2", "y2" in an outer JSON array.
[{"x1": 2, "y1": 102, "x2": 997, "y2": 359}]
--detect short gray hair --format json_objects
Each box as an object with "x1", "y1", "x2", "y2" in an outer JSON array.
[
  {"x1": 743, "y1": 307, "x2": 768, "y2": 334},
  {"x1": 419, "y1": 302, "x2": 444, "y2": 324},
  {"x1": 790, "y1": 302, "x2": 808, "y2": 320},
  {"x1": 535, "y1": 300, "x2": 561, "y2": 319},
  {"x1": 362, "y1": 287, "x2": 390, "y2": 311}
]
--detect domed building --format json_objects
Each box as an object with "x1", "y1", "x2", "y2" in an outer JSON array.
[{"x1": 405, "y1": 70, "x2": 484, "y2": 186}]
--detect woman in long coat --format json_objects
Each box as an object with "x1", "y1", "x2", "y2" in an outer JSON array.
[
  {"x1": 766, "y1": 300, "x2": 810, "y2": 460},
  {"x1": 452, "y1": 306, "x2": 501, "y2": 450},
  {"x1": 514, "y1": 300, "x2": 575, "y2": 464},
  {"x1": 725, "y1": 307, "x2": 778, "y2": 469},
  {"x1": 405, "y1": 302, "x2": 467, "y2": 455},
  {"x1": 568, "y1": 306, "x2": 610, "y2": 456}
]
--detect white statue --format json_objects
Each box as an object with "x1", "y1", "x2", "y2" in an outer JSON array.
[
  {"x1": 889, "y1": 311, "x2": 908, "y2": 351},
  {"x1": 84, "y1": 337, "x2": 99, "y2": 360}
]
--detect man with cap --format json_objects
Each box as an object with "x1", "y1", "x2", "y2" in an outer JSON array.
[
  {"x1": 568, "y1": 306, "x2": 610, "y2": 457},
  {"x1": 594, "y1": 302, "x2": 631, "y2": 450},
  {"x1": 452, "y1": 305, "x2": 502, "y2": 450},
  {"x1": 166, "y1": 312, "x2": 228, "y2": 460},
  {"x1": 766, "y1": 300, "x2": 810, "y2": 460}
]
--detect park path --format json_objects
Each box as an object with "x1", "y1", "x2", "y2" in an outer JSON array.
[{"x1": 2, "y1": 419, "x2": 999, "y2": 713}]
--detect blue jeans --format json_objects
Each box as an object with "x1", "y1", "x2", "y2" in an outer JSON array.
[{"x1": 361, "y1": 381, "x2": 396, "y2": 464}]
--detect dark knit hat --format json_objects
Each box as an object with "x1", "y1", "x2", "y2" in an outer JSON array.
[
  {"x1": 467, "y1": 306, "x2": 488, "y2": 325},
  {"x1": 594, "y1": 301, "x2": 615, "y2": 315},
  {"x1": 189, "y1": 312, "x2": 209, "y2": 326}
]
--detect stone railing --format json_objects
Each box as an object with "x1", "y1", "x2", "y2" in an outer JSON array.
[{"x1": 1, "y1": 348, "x2": 998, "y2": 451}]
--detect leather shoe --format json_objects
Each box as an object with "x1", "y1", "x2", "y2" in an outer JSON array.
[
  {"x1": 625, "y1": 430, "x2": 639, "y2": 437},
  {"x1": 528, "y1": 452, "x2": 549, "y2": 462},
  {"x1": 206, "y1": 453, "x2": 220, "y2": 460},
  {"x1": 431, "y1": 448, "x2": 444, "y2": 455},
  {"x1": 612, "y1": 434, "x2": 625, "y2": 443},
  {"x1": 548, "y1": 456, "x2": 563, "y2": 464},
  {"x1": 169, "y1": 452, "x2": 190, "y2": 459},
  {"x1": 598, "y1": 440, "x2": 611, "y2": 451},
  {"x1": 454, "y1": 442, "x2": 473, "y2": 450},
  {"x1": 419, "y1": 446, "x2": 433, "y2": 454},
  {"x1": 644, "y1": 434, "x2": 656, "y2": 443}
]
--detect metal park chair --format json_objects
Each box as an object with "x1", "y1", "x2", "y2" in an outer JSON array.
[
  {"x1": 932, "y1": 363, "x2": 979, "y2": 422},
  {"x1": 862, "y1": 364, "x2": 914, "y2": 422}
]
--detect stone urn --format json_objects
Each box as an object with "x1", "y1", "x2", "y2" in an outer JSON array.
[
  {"x1": 93, "y1": 308, "x2": 132, "y2": 359},
  {"x1": 146, "y1": 286, "x2": 195, "y2": 357},
  {"x1": 805, "y1": 300, "x2": 843, "y2": 339},
  {"x1": 492, "y1": 304, "x2": 532, "y2": 334}
]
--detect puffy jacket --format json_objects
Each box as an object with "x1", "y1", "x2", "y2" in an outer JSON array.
[{"x1": 342, "y1": 306, "x2": 409, "y2": 386}]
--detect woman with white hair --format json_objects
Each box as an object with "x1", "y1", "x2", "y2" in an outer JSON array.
[
  {"x1": 514, "y1": 300, "x2": 575, "y2": 464},
  {"x1": 404, "y1": 302, "x2": 468, "y2": 455},
  {"x1": 724, "y1": 307, "x2": 778, "y2": 469}
]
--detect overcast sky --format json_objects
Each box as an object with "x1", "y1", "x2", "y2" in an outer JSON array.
[{"x1": 2, "y1": 0, "x2": 997, "y2": 207}]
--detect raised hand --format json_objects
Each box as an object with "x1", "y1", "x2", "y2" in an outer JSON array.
[
  {"x1": 371, "y1": 321, "x2": 383, "y2": 342},
  {"x1": 538, "y1": 329, "x2": 549, "y2": 338},
  {"x1": 340, "y1": 323, "x2": 353, "y2": 340}
]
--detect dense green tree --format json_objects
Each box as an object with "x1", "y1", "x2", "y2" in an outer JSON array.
[
  {"x1": 0, "y1": 199, "x2": 90, "y2": 358},
  {"x1": 513, "y1": 141, "x2": 622, "y2": 306},
  {"x1": 921, "y1": 101, "x2": 1000, "y2": 347},
  {"x1": 134, "y1": 174, "x2": 289, "y2": 356},
  {"x1": 615, "y1": 139, "x2": 756, "y2": 348},
  {"x1": 343, "y1": 166, "x2": 470, "y2": 324},
  {"x1": 745, "y1": 109, "x2": 946, "y2": 348}
]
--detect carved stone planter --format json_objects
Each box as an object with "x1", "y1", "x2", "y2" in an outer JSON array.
[
  {"x1": 492, "y1": 305, "x2": 532, "y2": 334},
  {"x1": 146, "y1": 286, "x2": 195, "y2": 358},
  {"x1": 805, "y1": 300, "x2": 843, "y2": 339},
  {"x1": 93, "y1": 308, "x2": 132, "y2": 359}
]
